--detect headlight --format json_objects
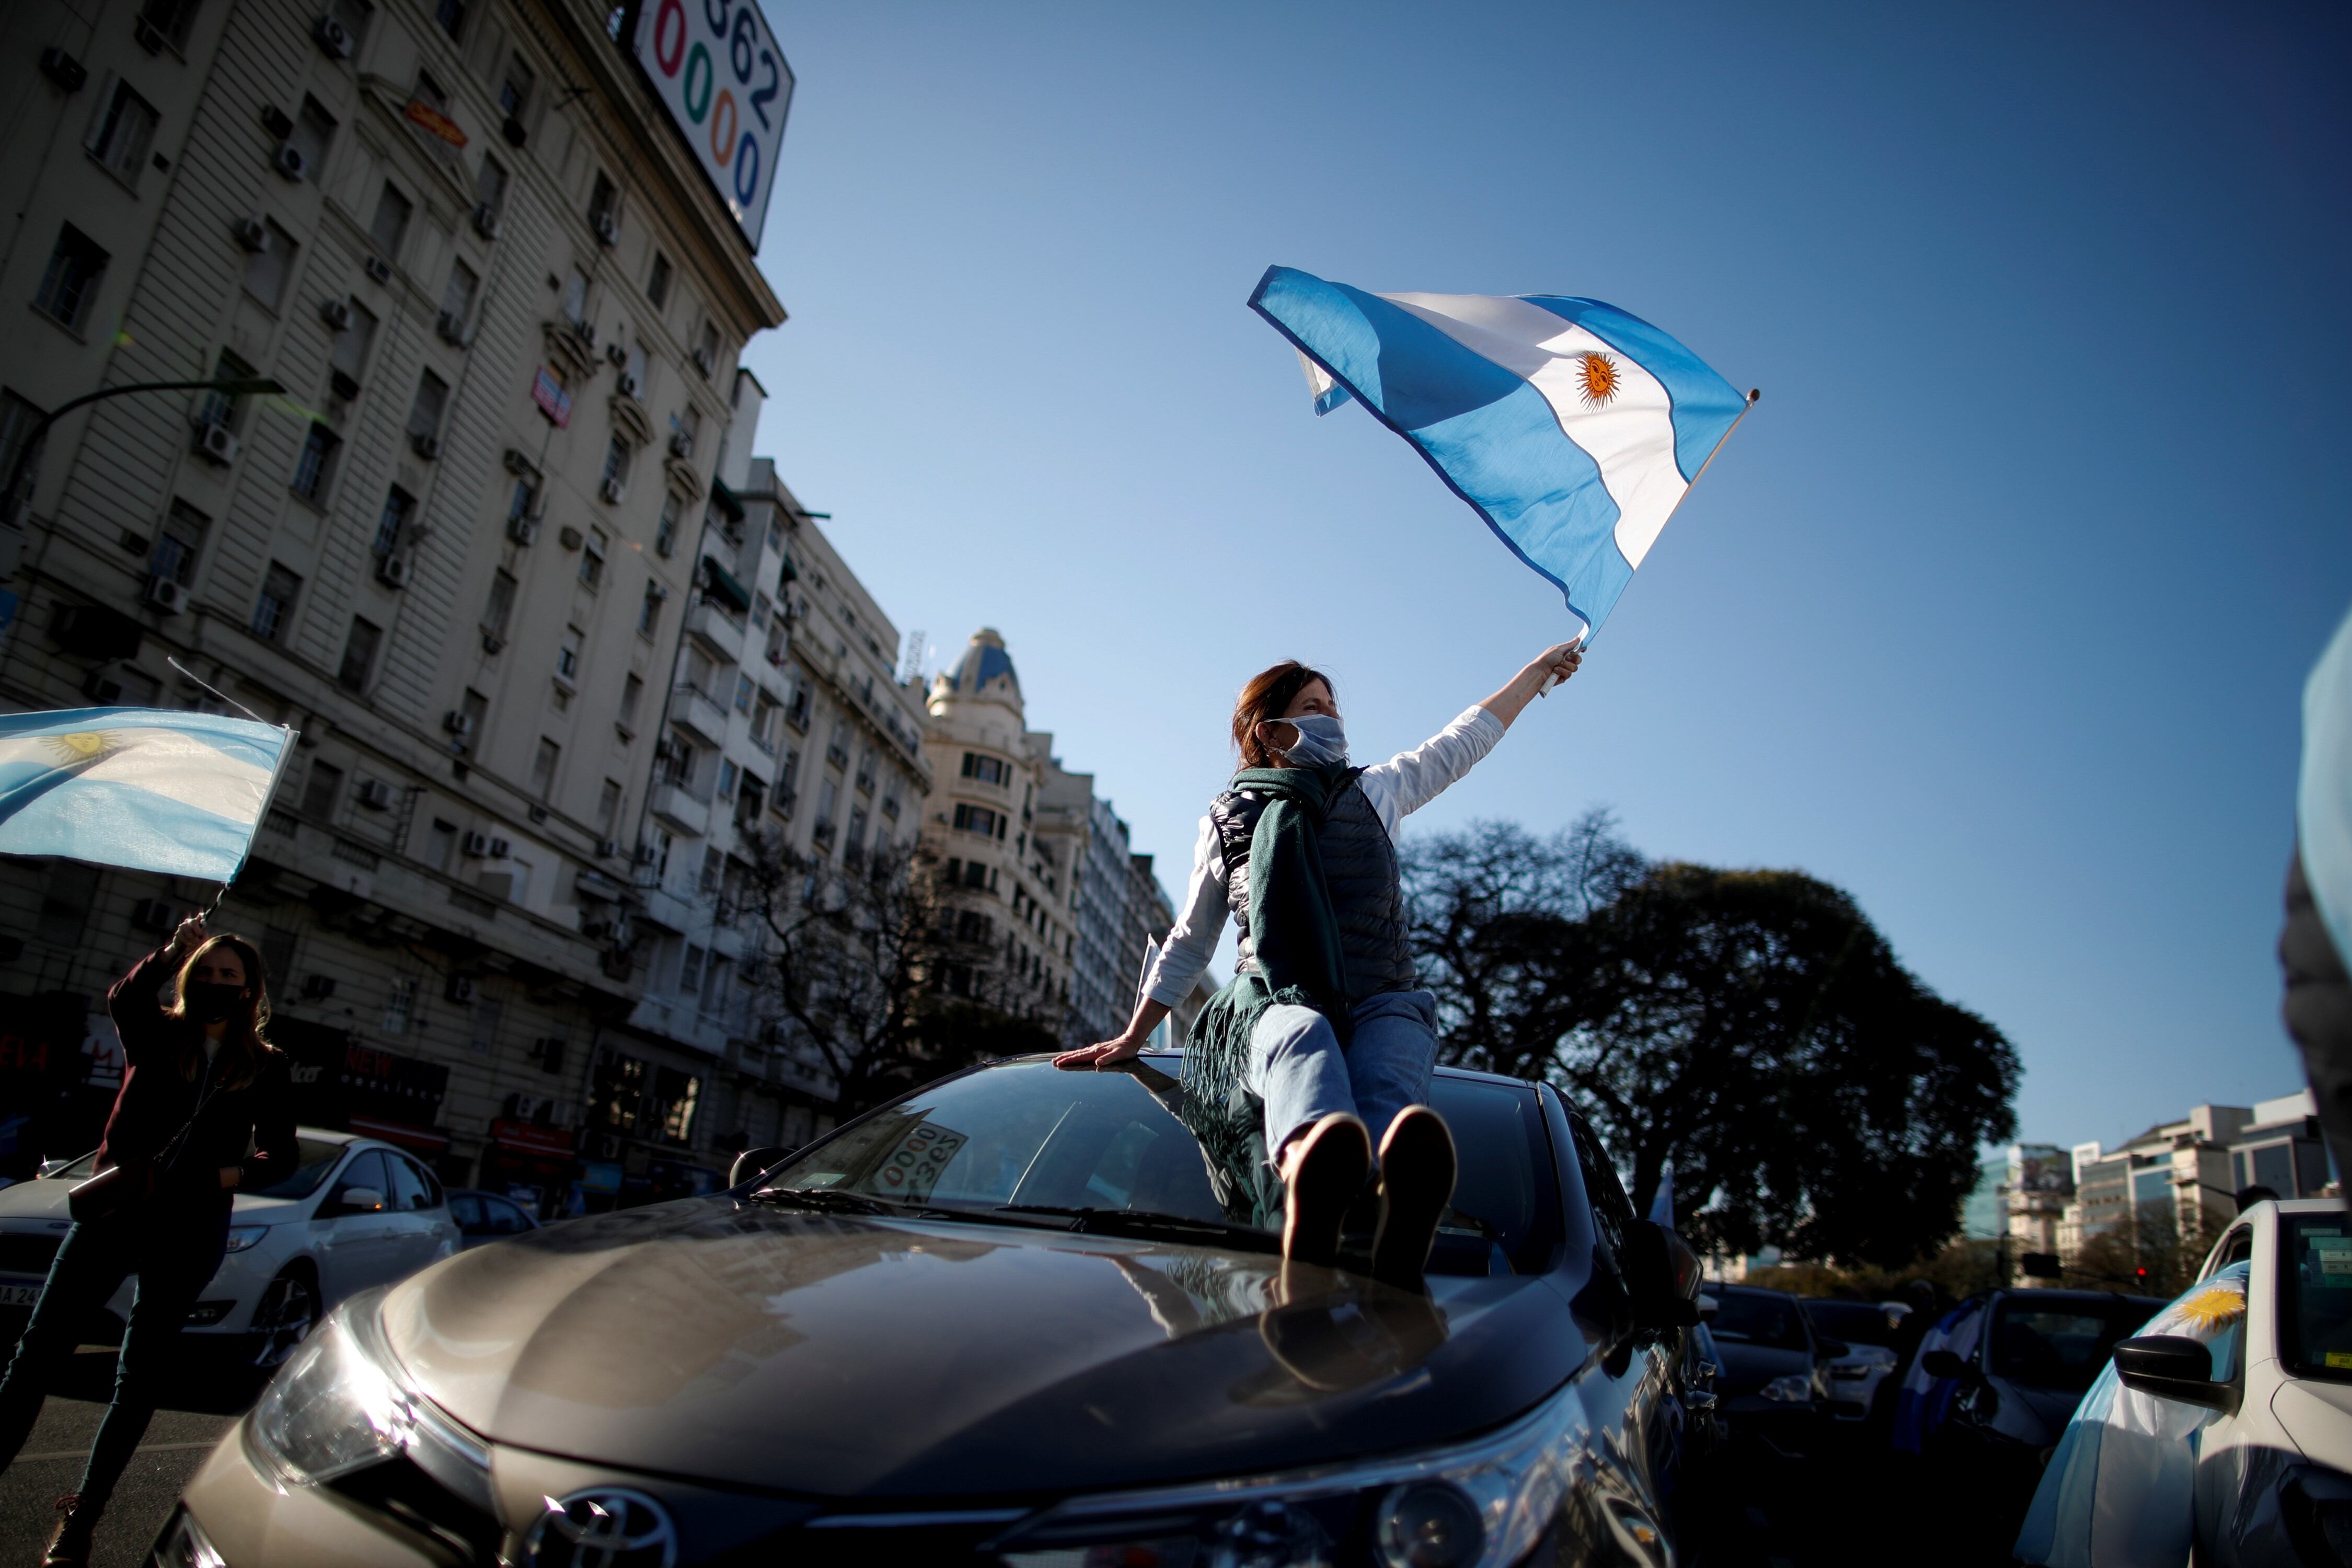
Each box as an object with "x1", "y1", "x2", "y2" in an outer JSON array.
[
  {"x1": 990, "y1": 1378, "x2": 1667, "y2": 1568},
  {"x1": 1760, "y1": 1375, "x2": 1812, "y2": 1403},
  {"x1": 223, "y1": 1225, "x2": 271, "y2": 1253}
]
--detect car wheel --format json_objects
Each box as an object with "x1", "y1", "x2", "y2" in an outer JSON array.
[{"x1": 250, "y1": 1267, "x2": 318, "y2": 1369}]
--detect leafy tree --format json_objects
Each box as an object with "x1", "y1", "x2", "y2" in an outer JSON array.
[
  {"x1": 738, "y1": 833, "x2": 1056, "y2": 1119},
  {"x1": 1405, "y1": 820, "x2": 2020, "y2": 1269}
]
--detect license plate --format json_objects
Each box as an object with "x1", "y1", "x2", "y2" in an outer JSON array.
[{"x1": 0, "y1": 1284, "x2": 41, "y2": 1307}]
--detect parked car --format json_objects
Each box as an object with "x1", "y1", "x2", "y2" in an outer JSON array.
[
  {"x1": 2097, "y1": 1197, "x2": 2352, "y2": 1564},
  {"x1": 162, "y1": 1055, "x2": 1707, "y2": 1567},
  {"x1": 1800, "y1": 1297, "x2": 1910, "y2": 1421},
  {"x1": 1707, "y1": 1283, "x2": 1837, "y2": 1454},
  {"x1": 0, "y1": 1128, "x2": 460, "y2": 1367},
  {"x1": 446, "y1": 1188, "x2": 541, "y2": 1249}
]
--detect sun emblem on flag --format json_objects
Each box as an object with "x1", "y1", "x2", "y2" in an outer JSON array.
[
  {"x1": 41, "y1": 731, "x2": 118, "y2": 766},
  {"x1": 1575, "y1": 351, "x2": 1622, "y2": 409},
  {"x1": 2172, "y1": 1281, "x2": 2246, "y2": 1332}
]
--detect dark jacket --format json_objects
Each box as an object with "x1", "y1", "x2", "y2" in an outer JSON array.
[
  {"x1": 1209, "y1": 769, "x2": 1419, "y2": 1007},
  {"x1": 97, "y1": 943, "x2": 297, "y2": 1211}
]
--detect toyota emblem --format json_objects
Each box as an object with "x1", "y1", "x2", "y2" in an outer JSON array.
[{"x1": 523, "y1": 1489, "x2": 678, "y2": 1568}]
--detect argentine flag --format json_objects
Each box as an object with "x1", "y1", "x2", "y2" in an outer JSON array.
[
  {"x1": 1251, "y1": 266, "x2": 1753, "y2": 639},
  {"x1": 0, "y1": 708, "x2": 294, "y2": 883}
]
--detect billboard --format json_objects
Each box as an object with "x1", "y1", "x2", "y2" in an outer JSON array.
[{"x1": 630, "y1": 0, "x2": 792, "y2": 252}]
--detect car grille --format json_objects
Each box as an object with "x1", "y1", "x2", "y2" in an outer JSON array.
[{"x1": 0, "y1": 1234, "x2": 62, "y2": 1278}]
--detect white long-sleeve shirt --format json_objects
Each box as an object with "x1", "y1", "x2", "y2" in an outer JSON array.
[{"x1": 1139, "y1": 705, "x2": 1507, "y2": 1008}]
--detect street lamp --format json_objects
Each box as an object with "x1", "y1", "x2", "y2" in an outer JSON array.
[{"x1": 1, "y1": 376, "x2": 285, "y2": 526}]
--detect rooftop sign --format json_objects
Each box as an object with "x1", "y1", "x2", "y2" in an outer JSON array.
[{"x1": 630, "y1": 0, "x2": 792, "y2": 252}]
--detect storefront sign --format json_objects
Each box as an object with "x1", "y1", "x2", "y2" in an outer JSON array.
[
  {"x1": 532, "y1": 366, "x2": 572, "y2": 427},
  {"x1": 403, "y1": 97, "x2": 468, "y2": 148},
  {"x1": 490, "y1": 1118, "x2": 575, "y2": 1158}
]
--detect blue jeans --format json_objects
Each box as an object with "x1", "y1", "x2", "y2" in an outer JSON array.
[{"x1": 1246, "y1": 988, "x2": 1439, "y2": 1163}]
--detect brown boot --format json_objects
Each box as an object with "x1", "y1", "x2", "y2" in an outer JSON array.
[
  {"x1": 43, "y1": 1494, "x2": 98, "y2": 1567},
  {"x1": 1278, "y1": 1113, "x2": 1369, "y2": 1267},
  {"x1": 1372, "y1": 1105, "x2": 1457, "y2": 1288}
]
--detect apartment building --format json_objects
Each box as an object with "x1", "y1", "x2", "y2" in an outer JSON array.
[
  {"x1": 0, "y1": 0, "x2": 783, "y2": 1207},
  {"x1": 2055, "y1": 1091, "x2": 2332, "y2": 1260}
]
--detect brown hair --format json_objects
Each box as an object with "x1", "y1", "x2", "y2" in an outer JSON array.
[
  {"x1": 1231, "y1": 661, "x2": 1334, "y2": 770},
  {"x1": 167, "y1": 932, "x2": 275, "y2": 1090}
]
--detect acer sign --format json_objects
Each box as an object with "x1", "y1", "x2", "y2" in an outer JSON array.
[{"x1": 631, "y1": 0, "x2": 793, "y2": 251}]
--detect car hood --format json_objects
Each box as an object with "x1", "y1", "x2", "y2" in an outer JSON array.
[
  {"x1": 379, "y1": 1197, "x2": 1591, "y2": 1497},
  {"x1": 2272, "y1": 1371, "x2": 2352, "y2": 1459},
  {"x1": 0, "y1": 1181, "x2": 72, "y2": 1221},
  {"x1": 1708, "y1": 1339, "x2": 1812, "y2": 1393}
]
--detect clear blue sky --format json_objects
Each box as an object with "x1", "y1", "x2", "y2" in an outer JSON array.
[{"x1": 731, "y1": 2, "x2": 2351, "y2": 1152}]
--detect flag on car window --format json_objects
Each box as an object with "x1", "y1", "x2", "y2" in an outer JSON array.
[
  {"x1": 0, "y1": 708, "x2": 294, "y2": 883},
  {"x1": 1250, "y1": 266, "x2": 1754, "y2": 641}
]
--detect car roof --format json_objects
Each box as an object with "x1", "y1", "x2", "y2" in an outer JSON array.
[
  {"x1": 1714, "y1": 1283, "x2": 1800, "y2": 1301},
  {"x1": 1996, "y1": 1288, "x2": 2167, "y2": 1309},
  {"x1": 1068, "y1": 1052, "x2": 1542, "y2": 1093},
  {"x1": 295, "y1": 1126, "x2": 361, "y2": 1145},
  {"x1": 2269, "y1": 1198, "x2": 2344, "y2": 1215}
]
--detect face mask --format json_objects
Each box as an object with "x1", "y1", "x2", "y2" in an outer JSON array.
[
  {"x1": 184, "y1": 982, "x2": 244, "y2": 1024},
  {"x1": 1273, "y1": 712, "x2": 1348, "y2": 769}
]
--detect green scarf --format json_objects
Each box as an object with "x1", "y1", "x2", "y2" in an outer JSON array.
[{"x1": 1177, "y1": 762, "x2": 1354, "y2": 1226}]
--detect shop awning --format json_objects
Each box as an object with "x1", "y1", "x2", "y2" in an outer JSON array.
[{"x1": 348, "y1": 1115, "x2": 448, "y2": 1154}]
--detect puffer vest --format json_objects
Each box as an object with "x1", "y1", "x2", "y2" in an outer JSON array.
[{"x1": 1207, "y1": 770, "x2": 1417, "y2": 1006}]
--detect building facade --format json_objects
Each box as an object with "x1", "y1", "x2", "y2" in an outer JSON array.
[
  {"x1": 2056, "y1": 1091, "x2": 2332, "y2": 1262},
  {"x1": 0, "y1": 0, "x2": 782, "y2": 1208}
]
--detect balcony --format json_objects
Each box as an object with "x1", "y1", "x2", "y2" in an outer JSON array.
[
  {"x1": 671, "y1": 684, "x2": 730, "y2": 746},
  {"x1": 650, "y1": 781, "x2": 711, "y2": 837},
  {"x1": 683, "y1": 599, "x2": 744, "y2": 664}
]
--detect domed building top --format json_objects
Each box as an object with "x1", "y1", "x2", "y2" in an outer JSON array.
[{"x1": 940, "y1": 627, "x2": 1022, "y2": 707}]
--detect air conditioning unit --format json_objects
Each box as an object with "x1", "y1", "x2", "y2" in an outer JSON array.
[
  {"x1": 446, "y1": 974, "x2": 477, "y2": 1004},
  {"x1": 374, "y1": 554, "x2": 412, "y2": 588},
  {"x1": 478, "y1": 633, "x2": 503, "y2": 655},
  {"x1": 233, "y1": 216, "x2": 270, "y2": 252},
  {"x1": 313, "y1": 13, "x2": 354, "y2": 58},
  {"x1": 363, "y1": 255, "x2": 391, "y2": 284},
  {"x1": 272, "y1": 142, "x2": 308, "y2": 181},
  {"x1": 505, "y1": 515, "x2": 537, "y2": 546},
  {"x1": 130, "y1": 898, "x2": 175, "y2": 933},
  {"x1": 435, "y1": 309, "x2": 466, "y2": 344},
  {"x1": 595, "y1": 837, "x2": 620, "y2": 859},
  {"x1": 471, "y1": 202, "x2": 502, "y2": 240},
  {"x1": 667, "y1": 430, "x2": 693, "y2": 460},
  {"x1": 39, "y1": 46, "x2": 88, "y2": 93},
  {"x1": 592, "y1": 212, "x2": 620, "y2": 247},
  {"x1": 410, "y1": 432, "x2": 441, "y2": 460},
  {"x1": 615, "y1": 373, "x2": 639, "y2": 400},
  {"x1": 443, "y1": 709, "x2": 475, "y2": 736},
  {"x1": 329, "y1": 370, "x2": 361, "y2": 402},
  {"x1": 355, "y1": 778, "x2": 394, "y2": 809},
  {"x1": 146, "y1": 578, "x2": 189, "y2": 615},
  {"x1": 503, "y1": 448, "x2": 536, "y2": 477},
  {"x1": 461, "y1": 829, "x2": 492, "y2": 857},
  {"x1": 631, "y1": 840, "x2": 657, "y2": 865},
  {"x1": 691, "y1": 345, "x2": 714, "y2": 378},
  {"x1": 301, "y1": 974, "x2": 337, "y2": 1001},
  {"x1": 488, "y1": 836, "x2": 511, "y2": 858},
  {"x1": 604, "y1": 343, "x2": 628, "y2": 368},
  {"x1": 192, "y1": 421, "x2": 238, "y2": 465},
  {"x1": 598, "y1": 477, "x2": 624, "y2": 504},
  {"x1": 320, "y1": 297, "x2": 353, "y2": 332}
]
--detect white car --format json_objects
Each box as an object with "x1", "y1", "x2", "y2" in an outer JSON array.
[
  {"x1": 1800, "y1": 1297, "x2": 1911, "y2": 1421},
  {"x1": 0, "y1": 1128, "x2": 461, "y2": 1367},
  {"x1": 2107, "y1": 1196, "x2": 2352, "y2": 1564}
]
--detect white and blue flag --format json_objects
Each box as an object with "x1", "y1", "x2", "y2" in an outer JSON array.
[
  {"x1": 0, "y1": 708, "x2": 294, "y2": 882},
  {"x1": 1251, "y1": 266, "x2": 1753, "y2": 640}
]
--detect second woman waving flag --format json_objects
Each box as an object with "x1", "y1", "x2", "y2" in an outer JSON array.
[{"x1": 1058, "y1": 641, "x2": 1584, "y2": 1284}]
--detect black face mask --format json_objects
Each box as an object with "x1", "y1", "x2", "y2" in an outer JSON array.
[{"x1": 183, "y1": 982, "x2": 245, "y2": 1024}]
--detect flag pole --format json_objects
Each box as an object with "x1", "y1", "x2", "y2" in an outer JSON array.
[{"x1": 1538, "y1": 387, "x2": 1760, "y2": 697}]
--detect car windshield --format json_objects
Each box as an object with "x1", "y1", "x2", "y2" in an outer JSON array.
[
  {"x1": 2280, "y1": 1214, "x2": 2352, "y2": 1382},
  {"x1": 1710, "y1": 1291, "x2": 1809, "y2": 1351},
  {"x1": 250, "y1": 1138, "x2": 350, "y2": 1201},
  {"x1": 1988, "y1": 1298, "x2": 2156, "y2": 1391},
  {"x1": 1803, "y1": 1300, "x2": 1903, "y2": 1348},
  {"x1": 759, "y1": 1057, "x2": 1563, "y2": 1275},
  {"x1": 42, "y1": 1151, "x2": 99, "y2": 1180}
]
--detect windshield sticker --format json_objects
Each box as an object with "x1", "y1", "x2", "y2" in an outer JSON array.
[{"x1": 871, "y1": 1122, "x2": 967, "y2": 1202}]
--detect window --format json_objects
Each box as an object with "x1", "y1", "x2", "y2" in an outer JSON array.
[
  {"x1": 87, "y1": 78, "x2": 159, "y2": 184},
  {"x1": 426, "y1": 818, "x2": 457, "y2": 871},
  {"x1": 619, "y1": 672, "x2": 644, "y2": 727},
  {"x1": 433, "y1": 0, "x2": 464, "y2": 40},
  {"x1": 383, "y1": 977, "x2": 415, "y2": 1034},
  {"x1": 601, "y1": 437, "x2": 630, "y2": 493},
  {"x1": 751, "y1": 693, "x2": 778, "y2": 751},
  {"x1": 289, "y1": 95, "x2": 337, "y2": 180},
  {"x1": 301, "y1": 760, "x2": 344, "y2": 817},
  {"x1": 291, "y1": 422, "x2": 340, "y2": 501},
  {"x1": 406, "y1": 372, "x2": 448, "y2": 443},
  {"x1": 736, "y1": 773, "x2": 765, "y2": 828},
  {"x1": 637, "y1": 581, "x2": 663, "y2": 637},
  {"x1": 816, "y1": 776, "x2": 838, "y2": 826},
  {"x1": 368, "y1": 182, "x2": 411, "y2": 257},
  {"x1": 673, "y1": 404, "x2": 701, "y2": 449},
  {"x1": 338, "y1": 617, "x2": 381, "y2": 691},
  {"x1": 3, "y1": 389, "x2": 48, "y2": 517},
  {"x1": 252, "y1": 563, "x2": 300, "y2": 641},
  {"x1": 678, "y1": 943, "x2": 706, "y2": 996},
  {"x1": 329, "y1": 299, "x2": 377, "y2": 383},
  {"x1": 460, "y1": 688, "x2": 489, "y2": 739},
  {"x1": 655, "y1": 493, "x2": 681, "y2": 558},
  {"x1": 697, "y1": 320, "x2": 720, "y2": 375},
  {"x1": 529, "y1": 738, "x2": 559, "y2": 797},
  {"x1": 960, "y1": 752, "x2": 1010, "y2": 786},
  {"x1": 240, "y1": 221, "x2": 295, "y2": 308},
  {"x1": 597, "y1": 779, "x2": 624, "y2": 837},
  {"x1": 498, "y1": 54, "x2": 534, "y2": 119},
  {"x1": 953, "y1": 802, "x2": 1004, "y2": 838},
  {"x1": 733, "y1": 673, "x2": 754, "y2": 713},
  {"x1": 473, "y1": 155, "x2": 506, "y2": 216},
  {"x1": 646, "y1": 252, "x2": 672, "y2": 309},
  {"x1": 562, "y1": 266, "x2": 590, "y2": 326},
  {"x1": 589, "y1": 172, "x2": 617, "y2": 228},
  {"x1": 373, "y1": 486, "x2": 413, "y2": 559},
  {"x1": 580, "y1": 527, "x2": 607, "y2": 590},
  {"x1": 556, "y1": 625, "x2": 583, "y2": 683},
  {"x1": 845, "y1": 806, "x2": 868, "y2": 867},
  {"x1": 440, "y1": 259, "x2": 478, "y2": 324},
  {"x1": 35, "y1": 225, "x2": 109, "y2": 331},
  {"x1": 716, "y1": 759, "x2": 737, "y2": 801},
  {"x1": 481, "y1": 570, "x2": 517, "y2": 641},
  {"x1": 505, "y1": 477, "x2": 537, "y2": 528},
  {"x1": 36, "y1": 860, "x2": 99, "y2": 947},
  {"x1": 137, "y1": 0, "x2": 205, "y2": 51},
  {"x1": 151, "y1": 498, "x2": 207, "y2": 586}
]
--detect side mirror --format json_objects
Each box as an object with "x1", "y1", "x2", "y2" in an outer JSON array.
[
  {"x1": 331, "y1": 1185, "x2": 386, "y2": 1215},
  {"x1": 729, "y1": 1146, "x2": 790, "y2": 1188},
  {"x1": 1920, "y1": 1348, "x2": 1974, "y2": 1382},
  {"x1": 1816, "y1": 1338, "x2": 1852, "y2": 1360},
  {"x1": 2113, "y1": 1335, "x2": 2238, "y2": 1413},
  {"x1": 1623, "y1": 1220, "x2": 1703, "y2": 1330}
]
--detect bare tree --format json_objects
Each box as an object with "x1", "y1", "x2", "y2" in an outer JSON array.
[{"x1": 736, "y1": 830, "x2": 1056, "y2": 1119}]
